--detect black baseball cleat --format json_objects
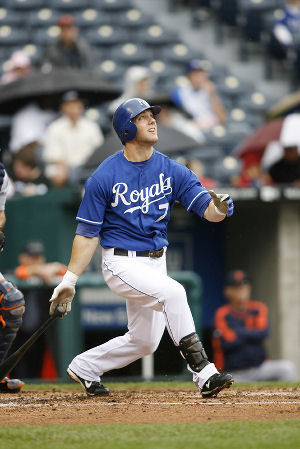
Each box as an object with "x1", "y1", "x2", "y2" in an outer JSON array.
[
  {"x1": 67, "y1": 367, "x2": 109, "y2": 396},
  {"x1": 201, "y1": 372, "x2": 234, "y2": 398},
  {"x1": 0, "y1": 377, "x2": 24, "y2": 393}
]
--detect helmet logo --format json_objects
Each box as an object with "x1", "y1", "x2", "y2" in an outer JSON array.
[{"x1": 137, "y1": 99, "x2": 149, "y2": 107}]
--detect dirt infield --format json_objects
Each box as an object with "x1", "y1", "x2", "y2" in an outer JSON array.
[{"x1": 2, "y1": 386, "x2": 300, "y2": 425}]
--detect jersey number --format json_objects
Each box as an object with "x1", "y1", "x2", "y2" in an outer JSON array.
[{"x1": 156, "y1": 203, "x2": 169, "y2": 222}]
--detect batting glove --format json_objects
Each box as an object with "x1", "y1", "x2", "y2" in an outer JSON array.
[
  {"x1": 49, "y1": 270, "x2": 78, "y2": 317},
  {"x1": 208, "y1": 190, "x2": 234, "y2": 217}
]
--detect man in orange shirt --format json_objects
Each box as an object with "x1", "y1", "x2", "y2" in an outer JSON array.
[{"x1": 213, "y1": 270, "x2": 296, "y2": 382}]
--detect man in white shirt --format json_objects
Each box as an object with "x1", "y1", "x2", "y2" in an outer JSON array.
[
  {"x1": 171, "y1": 59, "x2": 226, "y2": 131},
  {"x1": 43, "y1": 91, "x2": 104, "y2": 187}
]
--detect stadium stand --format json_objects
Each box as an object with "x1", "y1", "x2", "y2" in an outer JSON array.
[{"x1": 0, "y1": 0, "x2": 283, "y2": 187}]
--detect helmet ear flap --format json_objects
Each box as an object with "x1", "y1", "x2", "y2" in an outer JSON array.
[{"x1": 122, "y1": 121, "x2": 137, "y2": 143}]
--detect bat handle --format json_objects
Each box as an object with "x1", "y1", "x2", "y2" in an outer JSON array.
[{"x1": 52, "y1": 306, "x2": 65, "y2": 320}]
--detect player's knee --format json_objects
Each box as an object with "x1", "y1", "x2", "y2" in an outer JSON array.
[
  {"x1": 131, "y1": 336, "x2": 159, "y2": 356},
  {"x1": 163, "y1": 280, "x2": 187, "y2": 303}
]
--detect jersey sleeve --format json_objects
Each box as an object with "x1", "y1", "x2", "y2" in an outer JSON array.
[
  {"x1": 174, "y1": 163, "x2": 212, "y2": 217},
  {"x1": 76, "y1": 175, "x2": 108, "y2": 237}
]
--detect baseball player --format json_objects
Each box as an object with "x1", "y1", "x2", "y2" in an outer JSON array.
[
  {"x1": 0, "y1": 162, "x2": 26, "y2": 393},
  {"x1": 49, "y1": 98, "x2": 234, "y2": 398}
]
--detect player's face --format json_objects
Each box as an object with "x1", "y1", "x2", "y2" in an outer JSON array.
[
  {"x1": 132, "y1": 109, "x2": 158, "y2": 144},
  {"x1": 224, "y1": 284, "x2": 251, "y2": 311}
]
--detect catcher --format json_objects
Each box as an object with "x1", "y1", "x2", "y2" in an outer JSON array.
[{"x1": 0, "y1": 162, "x2": 25, "y2": 393}]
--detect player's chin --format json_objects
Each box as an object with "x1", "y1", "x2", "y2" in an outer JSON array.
[{"x1": 148, "y1": 134, "x2": 158, "y2": 144}]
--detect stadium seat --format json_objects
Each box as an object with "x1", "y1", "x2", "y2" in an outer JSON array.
[
  {"x1": 211, "y1": 154, "x2": 241, "y2": 184},
  {"x1": 237, "y1": 90, "x2": 274, "y2": 119},
  {"x1": 0, "y1": 26, "x2": 28, "y2": 47},
  {"x1": 96, "y1": 59, "x2": 127, "y2": 86},
  {"x1": 227, "y1": 107, "x2": 254, "y2": 128},
  {"x1": 6, "y1": 0, "x2": 45, "y2": 10},
  {"x1": 92, "y1": 0, "x2": 134, "y2": 13},
  {"x1": 116, "y1": 8, "x2": 155, "y2": 30},
  {"x1": 0, "y1": 8, "x2": 22, "y2": 27},
  {"x1": 186, "y1": 145, "x2": 225, "y2": 163},
  {"x1": 32, "y1": 25, "x2": 60, "y2": 46},
  {"x1": 74, "y1": 9, "x2": 111, "y2": 28},
  {"x1": 147, "y1": 60, "x2": 181, "y2": 87},
  {"x1": 159, "y1": 43, "x2": 200, "y2": 67},
  {"x1": 85, "y1": 104, "x2": 112, "y2": 135},
  {"x1": 216, "y1": 75, "x2": 253, "y2": 102},
  {"x1": 21, "y1": 43, "x2": 43, "y2": 67},
  {"x1": 27, "y1": 8, "x2": 60, "y2": 28},
  {"x1": 202, "y1": 122, "x2": 252, "y2": 154},
  {"x1": 111, "y1": 43, "x2": 152, "y2": 66},
  {"x1": 135, "y1": 25, "x2": 179, "y2": 49},
  {"x1": 49, "y1": 0, "x2": 88, "y2": 12},
  {"x1": 86, "y1": 25, "x2": 128, "y2": 50}
]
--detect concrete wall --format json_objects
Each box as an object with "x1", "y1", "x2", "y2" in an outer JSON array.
[{"x1": 224, "y1": 201, "x2": 300, "y2": 378}]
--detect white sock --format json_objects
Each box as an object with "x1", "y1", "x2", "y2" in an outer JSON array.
[{"x1": 188, "y1": 363, "x2": 219, "y2": 390}]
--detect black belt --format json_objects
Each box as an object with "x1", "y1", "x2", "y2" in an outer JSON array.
[{"x1": 114, "y1": 248, "x2": 164, "y2": 258}]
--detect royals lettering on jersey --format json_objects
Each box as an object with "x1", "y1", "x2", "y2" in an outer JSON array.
[
  {"x1": 76, "y1": 150, "x2": 212, "y2": 251},
  {"x1": 111, "y1": 173, "x2": 172, "y2": 214}
]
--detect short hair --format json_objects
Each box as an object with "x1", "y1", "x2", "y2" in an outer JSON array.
[{"x1": 13, "y1": 142, "x2": 40, "y2": 169}]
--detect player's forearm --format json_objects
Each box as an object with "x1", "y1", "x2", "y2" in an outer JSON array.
[
  {"x1": 210, "y1": 93, "x2": 227, "y2": 124},
  {"x1": 0, "y1": 210, "x2": 6, "y2": 230},
  {"x1": 203, "y1": 200, "x2": 226, "y2": 222},
  {"x1": 67, "y1": 234, "x2": 99, "y2": 277}
]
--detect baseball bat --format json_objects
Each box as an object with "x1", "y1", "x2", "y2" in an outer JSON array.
[{"x1": 0, "y1": 308, "x2": 62, "y2": 381}]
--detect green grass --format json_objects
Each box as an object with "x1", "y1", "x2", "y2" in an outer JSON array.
[
  {"x1": 21, "y1": 380, "x2": 300, "y2": 391},
  {"x1": 0, "y1": 421, "x2": 299, "y2": 449}
]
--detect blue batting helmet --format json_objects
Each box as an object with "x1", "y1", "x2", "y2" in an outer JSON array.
[{"x1": 112, "y1": 97, "x2": 161, "y2": 144}]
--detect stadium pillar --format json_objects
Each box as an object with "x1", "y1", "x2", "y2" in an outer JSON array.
[{"x1": 278, "y1": 203, "x2": 300, "y2": 379}]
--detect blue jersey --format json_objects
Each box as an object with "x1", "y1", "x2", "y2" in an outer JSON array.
[{"x1": 76, "y1": 149, "x2": 212, "y2": 250}]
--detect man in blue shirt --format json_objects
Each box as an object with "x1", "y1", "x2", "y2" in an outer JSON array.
[{"x1": 49, "y1": 98, "x2": 234, "y2": 398}]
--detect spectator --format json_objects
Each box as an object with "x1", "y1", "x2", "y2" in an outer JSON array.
[
  {"x1": 15, "y1": 240, "x2": 66, "y2": 284},
  {"x1": 233, "y1": 153, "x2": 272, "y2": 188},
  {"x1": 213, "y1": 270, "x2": 297, "y2": 382},
  {"x1": 9, "y1": 102, "x2": 57, "y2": 154},
  {"x1": 42, "y1": 15, "x2": 94, "y2": 70},
  {"x1": 186, "y1": 158, "x2": 219, "y2": 189},
  {"x1": 108, "y1": 66, "x2": 155, "y2": 115},
  {"x1": 43, "y1": 90, "x2": 104, "y2": 187},
  {"x1": 171, "y1": 59, "x2": 227, "y2": 131},
  {"x1": 269, "y1": 144, "x2": 300, "y2": 184},
  {"x1": 272, "y1": 1, "x2": 300, "y2": 50},
  {"x1": 11, "y1": 240, "x2": 67, "y2": 379},
  {"x1": 157, "y1": 104, "x2": 206, "y2": 143},
  {"x1": 9, "y1": 142, "x2": 51, "y2": 197},
  {"x1": 1, "y1": 50, "x2": 31, "y2": 85}
]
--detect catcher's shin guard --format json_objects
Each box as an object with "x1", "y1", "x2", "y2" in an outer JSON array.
[
  {"x1": 0, "y1": 280, "x2": 25, "y2": 362},
  {"x1": 179, "y1": 332, "x2": 210, "y2": 372}
]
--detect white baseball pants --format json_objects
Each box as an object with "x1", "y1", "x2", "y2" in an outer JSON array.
[{"x1": 69, "y1": 248, "x2": 218, "y2": 387}]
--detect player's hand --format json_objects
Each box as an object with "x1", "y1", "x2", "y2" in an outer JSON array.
[
  {"x1": 208, "y1": 190, "x2": 234, "y2": 217},
  {"x1": 49, "y1": 270, "x2": 78, "y2": 317},
  {"x1": 49, "y1": 282, "x2": 75, "y2": 317}
]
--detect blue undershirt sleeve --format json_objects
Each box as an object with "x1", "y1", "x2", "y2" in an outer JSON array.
[{"x1": 76, "y1": 222, "x2": 101, "y2": 238}]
